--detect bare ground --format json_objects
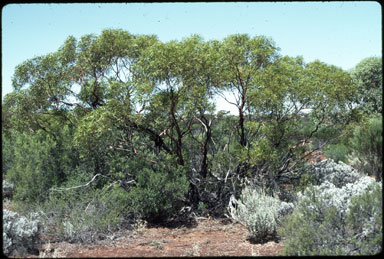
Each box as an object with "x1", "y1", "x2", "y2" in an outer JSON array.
[{"x1": 19, "y1": 218, "x2": 284, "y2": 258}]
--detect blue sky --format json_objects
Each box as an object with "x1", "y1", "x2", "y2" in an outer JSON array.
[{"x1": 1, "y1": 2, "x2": 382, "y2": 112}]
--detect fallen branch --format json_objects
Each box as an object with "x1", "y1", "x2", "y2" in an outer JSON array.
[{"x1": 50, "y1": 174, "x2": 106, "y2": 192}]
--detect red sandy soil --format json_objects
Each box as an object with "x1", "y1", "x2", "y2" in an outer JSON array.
[{"x1": 23, "y1": 218, "x2": 284, "y2": 257}]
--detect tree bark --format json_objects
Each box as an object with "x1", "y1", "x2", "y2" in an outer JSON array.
[
  {"x1": 200, "y1": 117, "x2": 211, "y2": 178},
  {"x1": 238, "y1": 108, "x2": 246, "y2": 147}
]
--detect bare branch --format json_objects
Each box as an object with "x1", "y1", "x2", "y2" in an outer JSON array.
[{"x1": 50, "y1": 174, "x2": 106, "y2": 192}]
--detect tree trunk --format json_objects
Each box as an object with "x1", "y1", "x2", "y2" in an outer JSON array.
[
  {"x1": 200, "y1": 123, "x2": 211, "y2": 178},
  {"x1": 238, "y1": 108, "x2": 246, "y2": 147}
]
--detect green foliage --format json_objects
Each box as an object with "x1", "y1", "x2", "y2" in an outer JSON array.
[
  {"x1": 2, "y1": 132, "x2": 14, "y2": 176},
  {"x1": 5, "y1": 123, "x2": 78, "y2": 204},
  {"x1": 350, "y1": 56, "x2": 382, "y2": 114},
  {"x1": 197, "y1": 202, "x2": 209, "y2": 216},
  {"x1": 323, "y1": 143, "x2": 349, "y2": 163},
  {"x1": 126, "y1": 162, "x2": 189, "y2": 222},
  {"x1": 348, "y1": 115, "x2": 382, "y2": 180},
  {"x1": 6, "y1": 131, "x2": 62, "y2": 204}
]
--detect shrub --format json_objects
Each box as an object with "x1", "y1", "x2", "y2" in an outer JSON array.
[
  {"x1": 126, "y1": 165, "x2": 189, "y2": 222},
  {"x1": 304, "y1": 159, "x2": 361, "y2": 188},
  {"x1": 323, "y1": 143, "x2": 349, "y2": 163},
  {"x1": 6, "y1": 130, "x2": 72, "y2": 204},
  {"x1": 7, "y1": 132, "x2": 56, "y2": 203},
  {"x1": 228, "y1": 185, "x2": 293, "y2": 243},
  {"x1": 348, "y1": 115, "x2": 382, "y2": 181},
  {"x1": 39, "y1": 178, "x2": 131, "y2": 243},
  {"x1": 278, "y1": 201, "x2": 295, "y2": 218},
  {"x1": 38, "y1": 161, "x2": 189, "y2": 242},
  {"x1": 2, "y1": 179, "x2": 15, "y2": 199},
  {"x1": 346, "y1": 182, "x2": 382, "y2": 255},
  {"x1": 197, "y1": 202, "x2": 209, "y2": 216},
  {"x1": 2, "y1": 132, "x2": 14, "y2": 176},
  {"x1": 279, "y1": 176, "x2": 382, "y2": 255},
  {"x1": 3, "y1": 210, "x2": 40, "y2": 256}
]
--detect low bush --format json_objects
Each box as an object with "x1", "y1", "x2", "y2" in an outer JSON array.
[
  {"x1": 345, "y1": 181, "x2": 382, "y2": 255},
  {"x1": 6, "y1": 131, "x2": 64, "y2": 204},
  {"x1": 126, "y1": 165, "x2": 189, "y2": 222},
  {"x1": 279, "y1": 176, "x2": 382, "y2": 255},
  {"x1": 349, "y1": 115, "x2": 382, "y2": 181},
  {"x1": 323, "y1": 143, "x2": 349, "y2": 163},
  {"x1": 228, "y1": 185, "x2": 294, "y2": 243},
  {"x1": 2, "y1": 179, "x2": 15, "y2": 199},
  {"x1": 300, "y1": 159, "x2": 361, "y2": 189},
  {"x1": 3, "y1": 209, "x2": 40, "y2": 256},
  {"x1": 39, "y1": 180, "x2": 131, "y2": 243},
  {"x1": 37, "y1": 160, "x2": 189, "y2": 243}
]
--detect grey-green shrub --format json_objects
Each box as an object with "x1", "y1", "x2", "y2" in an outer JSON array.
[
  {"x1": 279, "y1": 176, "x2": 382, "y2": 255},
  {"x1": 306, "y1": 159, "x2": 361, "y2": 188},
  {"x1": 2, "y1": 179, "x2": 14, "y2": 199},
  {"x1": 3, "y1": 210, "x2": 40, "y2": 256},
  {"x1": 39, "y1": 181, "x2": 131, "y2": 243},
  {"x1": 345, "y1": 181, "x2": 382, "y2": 255},
  {"x1": 278, "y1": 201, "x2": 295, "y2": 218},
  {"x1": 229, "y1": 186, "x2": 289, "y2": 242}
]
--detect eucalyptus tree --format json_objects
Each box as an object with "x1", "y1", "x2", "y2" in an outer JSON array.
[
  {"x1": 71, "y1": 29, "x2": 161, "y2": 177},
  {"x1": 4, "y1": 35, "x2": 78, "y2": 136},
  {"x1": 213, "y1": 38, "x2": 356, "y2": 193},
  {"x1": 180, "y1": 37, "x2": 221, "y2": 178},
  {"x1": 346, "y1": 57, "x2": 382, "y2": 180},
  {"x1": 3, "y1": 29, "x2": 162, "y2": 186},
  {"x1": 243, "y1": 56, "x2": 308, "y2": 187},
  {"x1": 350, "y1": 56, "x2": 382, "y2": 115},
  {"x1": 134, "y1": 35, "x2": 219, "y2": 172},
  {"x1": 216, "y1": 34, "x2": 280, "y2": 148},
  {"x1": 125, "y1": 35, "x2": 229, "y2": 207},
  {"x1": 3, "y1": 28, "x2": 360, "y2": 214},
  {"x1": 243, "y1": 57, "x2": 356, "y2": 192},
  {"x1": 2, "y1": 34, "x2": 83, "y2": 197}
]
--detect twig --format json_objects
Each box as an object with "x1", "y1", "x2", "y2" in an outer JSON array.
[{"x1": 50, "y1": 174, "x2": 105, "y2": 192}]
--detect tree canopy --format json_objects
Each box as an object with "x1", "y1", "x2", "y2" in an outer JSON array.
[{"x1": 2, "y1": 29, "x2": 381, "y2": 221}]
